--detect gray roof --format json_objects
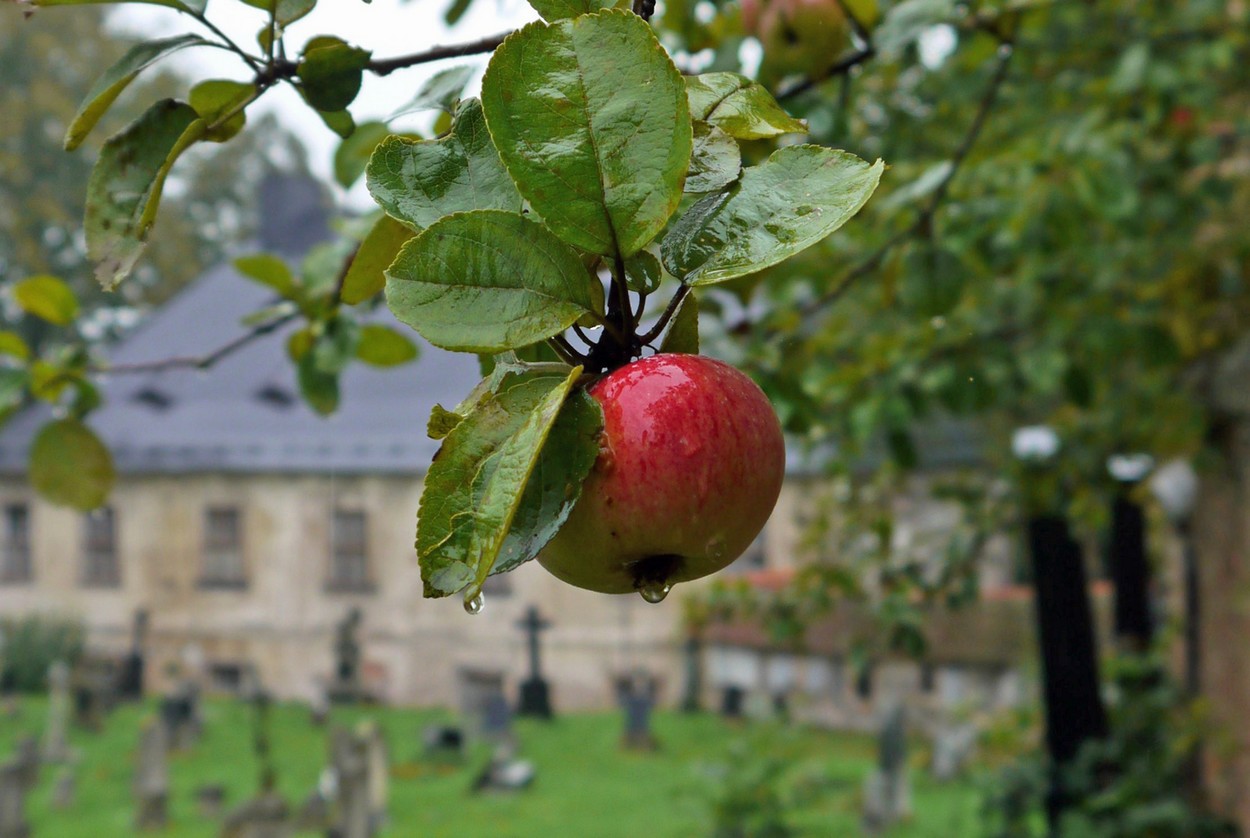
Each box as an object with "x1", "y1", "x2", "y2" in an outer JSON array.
[{"x1": 0, "y1": 262, "x2": 483, "y2": 475}]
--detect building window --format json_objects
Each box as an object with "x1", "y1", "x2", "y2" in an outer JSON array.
[
  {"x1": 82, "y1": 508, "x2": 119, "y2": 588},
  {"x1": 0, "y1": 503, "x2": 31, "y2": 584},
  {"x1": 328, "y1": 509, "x2": 371, "y2": 592},
  {"x1": 201, "y1": 507, "x2": 245, "y2": 589}
]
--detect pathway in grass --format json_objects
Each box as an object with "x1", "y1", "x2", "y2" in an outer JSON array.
[{"x1": 0, "y1": 696, "x2": 982, "y2": 836}]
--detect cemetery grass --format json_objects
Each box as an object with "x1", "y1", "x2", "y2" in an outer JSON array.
[{"x1": 1, "y1": 697, "x2": 983, "y2": 837}]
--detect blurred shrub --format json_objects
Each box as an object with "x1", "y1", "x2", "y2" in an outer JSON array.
[{"x1": 0, "y1": 615, "x2": 85, "y2": 692}]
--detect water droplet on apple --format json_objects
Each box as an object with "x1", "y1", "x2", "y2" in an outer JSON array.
[
  {"x1": 463, "y1": 591, "x2": 484, "y2": 615},
  {"x1": 638, "y1": 580, "x2": 672, "y2": 604}
]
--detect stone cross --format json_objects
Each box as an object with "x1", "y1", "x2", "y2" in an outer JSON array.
[
  {"x1": 0, "y1": 761, "x2": 29, "y2": 838},
  {"x1": 133, "y1": 721, "x2": 169, "y2": 831},
  {"x1": 42, "y1": 661, "x2": 73, "y2": 764},
  {"x1": 515, "y1": 606, "x2": 553, "y2": 719}
]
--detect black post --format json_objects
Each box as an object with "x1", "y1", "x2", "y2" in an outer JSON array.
[
  {"x1": 680, "y1": 634, "x2": 703, "y2": 712},
  {"x1": 1108, "y1": 493, "x2": 1153, "y2": 650},
  {"x1": 516, "y1": 606, "x2": 553, "y2": 719},
  {"x1": 1027, "y1": 515, "x2": 1109, "y2": 829}
]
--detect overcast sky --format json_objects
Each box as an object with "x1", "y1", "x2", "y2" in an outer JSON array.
[{"x1": 113, "y1": 0, "x2": 542, "y2": 206}]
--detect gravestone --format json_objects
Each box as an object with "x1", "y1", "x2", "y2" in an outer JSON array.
[
  {"x1": 195, "y1": 784, "x2": 226, "y2": 818},
  {"x1": 309, "y1": 683, "x2": 330, "y2": 727},
  {"x1": 42, "y1": 661, "x2": 73, "y2": 763},
  {"x1": 359, "y1": 722, "x2": 389, "y2": 833},
  {"x1": 471, "y1": 744, "x2": 536, "y2": 793},
  {"x1": 134, "y1": 721, "x2": 169, "y2": 830},
  {"x1": 0, "y1": 761, "x2": 29, "y2": 838},
  {"x1": 72, "y1": 659, "x2": 117, "y2": 731},
  {"x1": 329, "y1": 727, "x2": 372, "y2": 838},
  {"x1": 862, "y1": 704, "x2": 911, "y2": 833},
  {"x1": 515, "y1": 606, "x2": 553, "y2": 719},
  {"x1": 51, "y1": 769, "x2": 74, "y2": 810},
  {"x1": 458, "y1": 669, "x2": 510, "y2": 743},
  {"x1": 616, "y1": 670, "x2": 659, "y2": 751},
  {"x1": 421, "y1": 724, "x2": 465, "y2": 764},
  {"x1": 219, "y1": 791, "x2": 291, "y2": 838},
  {"x1": 931, "y1": 722, "x2": 977, "y2": 781},
  {"x1": 12, "y1": 737, "x2": 38, "y2": 794},
  {"x1": 720, "y1": 685, "x2": 745, "y2": 719},
  {"x1": 328, "y1": 608, "x2": 365, "y2": 704},
  {"x1": 117, "y1": 609, "x2": 149, "y2": 701},
  {"x1": 679, "y1": 634, "x2": 703, "y2": 712},
  {"x1": 160, "y1": 678, "x2": 201, "y2": 750},
  {"x1": 743, "y1": 688, "x2": 776, "y2": 722}
]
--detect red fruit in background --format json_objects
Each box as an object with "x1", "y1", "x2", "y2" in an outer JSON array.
[
  {"x1": 538, "y1": 354, "x2": 785, "y2": 600},
  {"x1": 742, "y1": 0, "x2": 851, "y2": 86}
]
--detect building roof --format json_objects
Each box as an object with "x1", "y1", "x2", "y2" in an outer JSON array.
[{"x1": 0, "y1": 261, "x2": 483, "y2": 476}]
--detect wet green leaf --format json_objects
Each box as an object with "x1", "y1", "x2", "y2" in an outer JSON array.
[
  {"x1": 386, "y1": 210, "x2": 603, "y2": 352},
  {"x1": 86, "y1": 99, "x2": 205, "y2": 290},
  {"x1": 65, "y1": 34, "x2": 210, "y2": 151},
  {"x1": 341, "y1": 215, "x2": 414, "y2": 305},
  {"x1": 685, "y1": 73, "x2": 807, "y2": 140},
  {"x1": 334, "y1": 121, "x2": 391, "y2": 188},
  {"x1": 481, "y1": 11, "x2": 692, "y2": 258},
  {"x1": 662, "y1": 145, "x2": 883, "y2": 286},
  {"x1": 624, "y1": 250, "x2": 663, "y2": 294},
  {"x1": 355, "y1": 324, "x2": 418, "y2": 366},
  {"x1": 525, "y1": 0, "x2": 616, "y2": 22},
  {"x1": 388, "y1": 65, "x2": 475, "y2": 118},
  {"x1": 366, "y1": 99, "x2": 520, "y2": 231},
  {"x1": 659, "y1": 291, "x2": 699, "y2": 354},
  {"x1": 29, "y1": 419, "x2": 115, "y2": 511},
  {"x1": 686, "y1": 123, "x2": 741, "y2": 193},
  {"x1": 417, "y1": 365, "x2": 593, "y2": 597},
  {"x1": 298, "y1": 39, "x2": 371, "y2": 112},
  {"x1": 189, "y1": 79, "x2": 254, "y2": 142},
  {"x1": 14, "y1": 275, "x2": 79, "y2": 326}
]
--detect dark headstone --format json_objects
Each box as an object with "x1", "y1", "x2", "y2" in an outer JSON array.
[
  {"x1": 720, "y1": 685, "x2": 745, "y2": 719},
  {"x1": 329, "y1": 609, "x2": 366, "y2": 704},
  {"x1": 160, "y1": 683, "x2": 201, "y2": 750},
  {"x1": 0, "y1": 761, "x2": 30, "y2": 838},
  {"x1": 515, "y1": 606, "x2": 553, "y2": 719},
  {"x1": 11, "y1": 737, "x2": 38, "y2": 794},
  {"x1": 117, "y1": 609, "x2": 149, "y2": 702},
  {"x1": 679, "y1": 634, "x2": 703, "y2": 712}
]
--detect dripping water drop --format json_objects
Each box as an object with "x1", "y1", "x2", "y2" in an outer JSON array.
[
  {"x1": 638, "y1": 580, "x2": 672, "y2": 604},
  {"x1": 463, "y1": 591, "x2": 484, "y2": 615}
]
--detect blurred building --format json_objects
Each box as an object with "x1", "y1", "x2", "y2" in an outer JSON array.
[{"x1": 0, "y1": 175, "x2": 1034, "y2": 716}]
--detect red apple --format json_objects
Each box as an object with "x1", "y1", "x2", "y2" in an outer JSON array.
[
  {"x1": 742, "y1": 0, "x2": 851, "y2": 87},
  {"x1": 538, "y1": 354, "x2": 785, "y2": 599}
]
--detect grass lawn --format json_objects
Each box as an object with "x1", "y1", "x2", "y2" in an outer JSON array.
[{"x1": 0, "y1": 696, "x2": 985, "y2": 836}]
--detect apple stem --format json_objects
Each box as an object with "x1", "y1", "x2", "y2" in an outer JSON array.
[
  {"x1": 641, "y1": 283, "x2": 691, "y2": 345},
  {"x1": 547, "y1": 335, "x2": 585, "y2": 366}
]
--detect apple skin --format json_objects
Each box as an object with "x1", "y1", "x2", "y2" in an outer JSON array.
[
  {"x1": 538, "y1": 353, "x2": 785, "y2": 595},
  {"x1": 741, "y1": 0, "x2": 850, "y2": 87}
]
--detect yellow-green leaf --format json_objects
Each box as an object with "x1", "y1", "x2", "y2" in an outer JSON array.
[
  {"x1": 14, "y1": 275, "x2": 78, "y2": 326},
  {"x1": 29, "y1": 419, "x2": 115, "y2": 511}
]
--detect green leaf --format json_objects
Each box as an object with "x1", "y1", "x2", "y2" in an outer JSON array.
[
  {"x1": 366, "y1": 99, "x2": 521, "y2": 232},
  {"x1": 685, "y1": 73, "x2": 807, "y2": 140},
  {"x1": 525, "y1": 0, "x2": 616, "y2": 22},
  {"x1": 32, "y1": 0, "x2": 207, "y2": 18},
  {"x1": 234, "y1": 253, "x2": 298, "y2": 299},
  {"x1": 29, "y1": 419, "x2": 115, "y2": 511},
  {"x1": 492, "y1": 388, "x2": 601, "y2": 575},
  {"x1": 386, "y1": 210, "x2": 603, "y2": 353},
  {"x1": 417, "y1": 365, "x2": 589, "y2": 597},
  {"x1": 65, "y1": 34, "x2": 210, "y2": 152},
  {"x1": 239, "y1": 0, "x2": 317, "y2": 25},
  {"x1": 333, "y1": 121, "x2": 391, "y2": 188},
  {"x1": 298, "y1": 40, "x2": 371, "y2": 112},
  {"x1": 388, "y1": 65, "x2": 475, "y2": 119},
  {"x1": 427, "y1": 404, "x2": 463, "y2": 440},
  {"x1": 444, "y1": 0, "x2": 472, "y2": 25},
  {"x1": 661, "y1": 145, "x2": 884, "y2": 286},
  {"x1": 687, "y1": 123, "x2": 741, "y2": 194},
  {"x1": 341, "y1": 215, "x2": 414, "y2": 304},
  {"x1": 189, "y1": 79, "x2": 255, "y2": 142},
  {"x1": 86, "y1": 99, "x2": 205, "y2": 290},
  {"x1": 481, "y1": 11, "x2": 692, "y2": 258},
  {"x1": 14, "y1": 275, "x2": 79, "y2": 326},
  {"x1": 624, "y1": 250, "x2": 663, "y2": 294},
  {"x1": 297, "y1": 353, "x2": 339, "y2": 415},
  {"x1": 659, "y1": 291, "x2": 699, "y2": 354},
  {"x1": 0, "y1": 369, "x2": 28, "y2": 416},
  {"x1": 316, "y1": 108, "x2": 356, "y2": 139},
  {"x1": 0, "y1": 332, "x2": 31, "y2": 361},
  {"x1": 355, "y1": 324, "x2": 418, "y2": 366},
  {"x1": 312, "y1": 317, "x2": 360, "y2": 375}
]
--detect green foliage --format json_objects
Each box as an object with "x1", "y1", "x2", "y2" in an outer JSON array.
[
  {"x1": 479, "y1": 11, "x2": 692, "y2": 259},
  {"x1": 296, "y1": 38, "x2": 371, "y2": 112},
  {"x1": 341, "y1": 215, "x2": 413, "y2": 304},
  {"x1": 662, "y1": 146, "x2": 884, "y2": 285},
  {"x1": 685, "y1": 73, "x2": 808, "y2": 140},
  {"x1": 29, "y1": 418, "x2": 114, "y2": 510},
  {"x1": 388, "y1": 65, "x2": 475, "y2": 118},
  {"x1": 13, "y1": 275, "x2": 79, "y2": 326},
  {"x1": 659, "y1": 291, "x2": 700, "y2": 354},
  {"x1": 0, "y1": 616, "x2": 85, "y2": 693}
]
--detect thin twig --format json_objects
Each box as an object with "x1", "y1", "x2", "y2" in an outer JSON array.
[
  {"x1": 777, "y1": 48, "x2": 875, "y2": 101},
  {"x1": 92, "y1": 313, "x2": 300, "y2": 376},
  {"x1": 366, "y1": 32, "x2": 512, "y2": 77},
  {"x1": 783, "y1": 37, "x2": 1016, "y2": 329},
  {"x1": 548, "y1": 335, "x2": 585, "y2": 366},
  {"x1": 641, "y1": 284, "x2": 691, "y2": 344},
  {"x1": 188, "y1": 10, "x2": 263, "y2": 73}
]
